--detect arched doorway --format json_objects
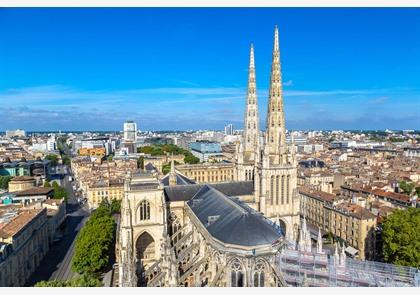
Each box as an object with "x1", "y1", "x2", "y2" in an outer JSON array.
[{"x1": 136, "y1": 232, "x2": 155, "y2": 286}]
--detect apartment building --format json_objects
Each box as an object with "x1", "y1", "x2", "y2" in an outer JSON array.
[
  {"x1": 299, "y1": 188, "x2": 377, "y2": 260},
  {"x1": 87, "y1": 181, "x2": 124, "y2": 209},
  {"x1": 0, "y1": 207, "x2": 49, "y2": 286},
  {"x1": 175, "y1": 162, "x2": 234, "y2": 183}
]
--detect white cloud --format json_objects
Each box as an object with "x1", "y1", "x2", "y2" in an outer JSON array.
[
  {"x1": 282, "y1": 80, "x2": 293, "y2": 86},
  {"x1": 367, "y1": 96, "x2": 389, "y2": 105}
]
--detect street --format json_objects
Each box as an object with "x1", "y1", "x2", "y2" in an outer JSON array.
[{"x1": 25, "y1": 166, "x2": 90, "y2": 286}]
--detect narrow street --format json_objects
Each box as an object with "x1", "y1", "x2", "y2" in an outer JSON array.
[{"x1": 25, "y1": 165, "x2": 90, "y2": 286}]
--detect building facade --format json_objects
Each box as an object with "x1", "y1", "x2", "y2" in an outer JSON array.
[
  {"x1": 0, "y1": 208, "x2": 50, "y2": 287},
  {"x1": 124, "y1": 121, "x2": 138, "y2": 142},
  {"x1": 299, "y1": 188, "x2": 377, "y2": 260},
  {"x1": 175, "y1": 162, "x2": 234, "y2": 183},
  {"x1": 87, "y1": 181, "x2": 124, "y2": 209}
]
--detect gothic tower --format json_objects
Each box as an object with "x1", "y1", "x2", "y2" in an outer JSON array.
[
  {"x1": 265, "y1": 25, "x2": 287, "y2": 164},
  {"x1": 235, "y1": 44, "x2": 261, "y2": 182},
  {"x1": 119, "y1": 174, "x2": 137, "y2": 287},
  {"x1": 256, "y1": 26, "x2": 299, "y2": 241}
]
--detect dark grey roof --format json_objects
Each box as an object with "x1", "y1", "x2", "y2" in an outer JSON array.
[
  {"x1": 144, "y1": 163, "x2": 156, "y2": 171},
  {"x1": 163, "y1": 181, "x2": 254, "y2": 202},
  {"x1": 187, "y1": 185, "x2": 283, "y2": 247},
  {"x1": 160, "y1": 172, "x2": 196, "y2": 186}
]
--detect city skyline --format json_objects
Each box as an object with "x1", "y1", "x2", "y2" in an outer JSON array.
[{"x1": 1, "y1": 8, "x2": 419, "y2": 131}]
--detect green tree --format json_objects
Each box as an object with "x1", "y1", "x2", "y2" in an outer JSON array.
[
  {"x1": 43, "y1": 180, "x2": 51, "y2": 187},
  {"x1": 162, "y1": 160, "x2": 180, "y2": 174},
  {"x1": 35, "y1": 274, "x2": 103, "y2": 287},
  {"x1": 110, "y1": 199, "x2": 121, "y2": 214},
  {"x1": 62, "y1": 154, "x2": 71, "y2": 166},
  {"x1": 0, "y1": 175, "x2": 12, "y2": 190},
  {"x1": 184, "y1": 153, "x2": 199, "y2": 164},
  {"x1": 138, "y1": 144, "x2": 200, "y2": 165},
  {"x1": 382, "y1": 208, "x2": 420, "y2": 267},
  {"x1": 138, "y1": 156, "x2": 144, "y2": 169},
  {"x1": 399, "y1": 181, "x2": 414, "y2": 195},
  {"x1": 50, "y1": 181, "x2": 68, "y2": 201},
  {"x1": 72, "y1": 201, "x2": 116, "y2": 275},
  {"x1": 45, "y1": 154, "x2": 59, "y2": 166}
]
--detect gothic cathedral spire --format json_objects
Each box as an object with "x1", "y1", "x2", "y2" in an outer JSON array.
[
  {"x1": 265, "y1": 25, "x2": 287, "y2": 165},
  {"x1": 243, "y1": 43, "x2": 260, "y2": 155}
]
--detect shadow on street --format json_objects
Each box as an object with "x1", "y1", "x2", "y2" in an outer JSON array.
[{"x1": 25, "y1": 212, "x2": 85, "y2": 286}]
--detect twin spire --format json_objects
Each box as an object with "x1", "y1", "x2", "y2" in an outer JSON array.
[
  {"x1": 243, "y1": 42, "x2": 259, "y2": 154},
  {"x1": 243, "y1": 25, "x2": 287, "y2": 163}
]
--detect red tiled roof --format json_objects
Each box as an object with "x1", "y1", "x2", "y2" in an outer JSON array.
[
  {"x1": 335, "y1": 202, "x2": 376, "y2": 220},
  {"x1": 0, "y1": 209, "x2": 44, "y2": 237},
  {"x1": 299, "y1": 188, "x2": 336, "y2": 202},
  {"x1": 15, "y1": 187, "x2": 54, "y2": 197},
  {"x1": 371, "y1": 189, "x2": 411, "y2": 203}
]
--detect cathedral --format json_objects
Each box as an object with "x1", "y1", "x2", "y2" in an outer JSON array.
[
  {"x1": 116, "y1": 26, "x2": 420, "y2": 288},
  {"x1": 117, "y1": 25, "x2": 301, "y2": 287}
]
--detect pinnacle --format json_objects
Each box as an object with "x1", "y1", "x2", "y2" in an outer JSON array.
[
  {"x1": 249, "y1": 43, "x2": 255, "y2": 68},
  {"x1": 274, "y1": 25, "x2": 279, "y2": 51}
]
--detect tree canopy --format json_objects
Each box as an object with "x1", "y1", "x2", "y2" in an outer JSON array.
[
  {"x1": 110, "y1": 199, "x2": 121, "y2": 214},
  {"x1": 137, "y1": 144, "x2": 199, "y2": 164},
  {"x1": 62, "y1": 154, "x2": 71, "y2": 166},
  {"x1": 137, "y1": 156, "x2": 144, "y2": 169},
  {"x1": 51, "y1": 181, "x2": 68, "y2": 201},
  {"x1": 35, "y1": 274, "x2": 103, "y2": 287},
  {"x1": 399, "y1": 181, "x2": 415, "y2": 195},
  {"x1": 162, "y1": 160, "x2": 180, "y2": 174},
  {"x1": 382, "y1": 208, "x2": 420, "y2": 268},
  {"x1": 44, "y1": 154, "x2": 59, "y2": 166},
  {"x1": 0, "y1": 175, "x2": 12, "y2": 190},
  {"x1": 72, "y1": 201, "x2": 116, "y2": 275}
]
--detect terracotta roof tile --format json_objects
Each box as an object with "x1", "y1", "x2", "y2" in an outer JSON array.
[{"x1": 0, "y1": 209, "x2": 44, "y2": 237}]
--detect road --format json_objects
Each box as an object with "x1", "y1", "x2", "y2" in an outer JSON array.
[{"x1": 25, "y1": 166, "x2": 90, "y2": 286}]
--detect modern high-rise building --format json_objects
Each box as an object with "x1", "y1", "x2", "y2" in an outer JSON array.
[
  {"x1": 224, "y1": 123, "x2": 233, "y2": 135},
  {"x1": 123, "y1": 121, "x2": 137, "y2": 142}
]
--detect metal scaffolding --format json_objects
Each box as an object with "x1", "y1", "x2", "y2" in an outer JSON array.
[{"x1": 276, "y1": 248, "x2": 420, "y2": 287}]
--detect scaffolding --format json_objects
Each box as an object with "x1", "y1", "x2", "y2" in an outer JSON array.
[{"x1": 276, "y1": 248, "x2": 420, "y2": 287}]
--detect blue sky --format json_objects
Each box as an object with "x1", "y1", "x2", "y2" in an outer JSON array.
[{"x1": 0, "y1": 8, "x2": 419, "y2": 131}]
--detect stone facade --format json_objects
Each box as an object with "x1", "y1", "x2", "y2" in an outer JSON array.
[
  {"x1": 234, "y1": 26, "x2": 300, "y2": 241},
  {"x1": 8, "y1": 176, "x2": 36, "y2": 193},
  {"x1": 0, "y1": 207, "x2": 50, "y2": 286},
  {"x1": 176, "y1": 162, "x2": 234, "y2": 183},
  {"x1": 299, "y1": 188, "x2": 377, "y2": 260}
]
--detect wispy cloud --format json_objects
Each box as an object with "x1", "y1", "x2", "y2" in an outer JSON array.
[
  {"x1": 367, "y1": 96, "x2": 389, "y2": 105},
  {"x1": 0, "y1": 85, "x2": 418, "y2": 131},
  {"x1": 282, "y1": 80, "x2": 293, "y2": 87},
  {"x1": 172, "y1": 79, "x2": 201, "y2": 87}
]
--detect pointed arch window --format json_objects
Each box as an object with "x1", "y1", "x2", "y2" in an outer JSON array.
[
  {"x1": 281, "y1": 175, "x2": 285, "y2": 204},
  {"x1": 270, "y1": 176, "x2": 274, "y2": 205},
  {"x1": 230, "y1": 260, "x2": 244, "y2": 287},
  {"x1": 169, "y1": 213, "x2": 181, "y2": 244},
  {"x1": 253, "y1": 261, "x2": 266, "y2": 287},
  {"x1": 286, "y1": 175, "x2": 290, "y2": 204},
  {"x1": 139, "y1": 200, "x2": 150, "y2": 221}
]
